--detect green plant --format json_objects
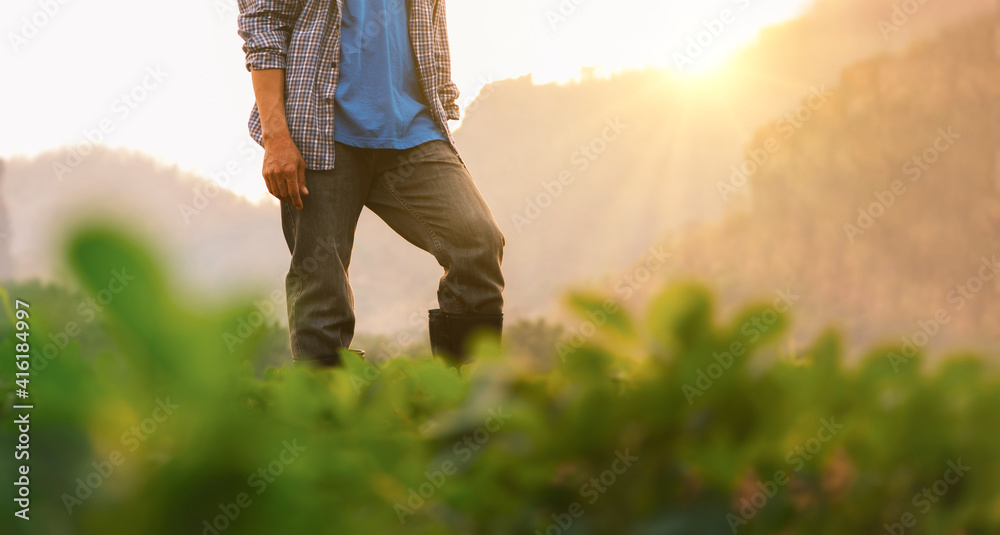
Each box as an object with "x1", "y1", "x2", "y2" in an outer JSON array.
[{"x1": 2, "y1": 224, "x2": 998, "y2": 535}]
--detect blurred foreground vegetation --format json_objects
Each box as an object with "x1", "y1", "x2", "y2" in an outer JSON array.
[{"x1": 2, "y1": 224, "x2": 1000, "y2": 535}]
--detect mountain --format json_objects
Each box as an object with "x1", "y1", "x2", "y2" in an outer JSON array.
[
  {"x1": 643, "y1": 13, "x2": 1000, "y2": 359},
  {"x1": 450, "y1": 0, "x2": 996, "y2": 322},
  {"x1": 0, "y1": 147, "x2": 286, "y2": 303},
  {"x1": 0, "y1": 0, "x2": 993, "y2": 342}
]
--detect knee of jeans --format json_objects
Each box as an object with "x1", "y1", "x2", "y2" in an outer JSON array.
[{"x1": 480, "y1": 220, "x2": 505, "y2": 256}]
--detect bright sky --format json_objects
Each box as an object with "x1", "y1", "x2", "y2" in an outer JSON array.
[{"x1": 1, "y1": 0, "x2": 814, "y2": 201}]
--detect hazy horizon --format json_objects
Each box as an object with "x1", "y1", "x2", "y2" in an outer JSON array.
[{"x1": 1, "y1": 0, "x2": 815, "y2": 201}]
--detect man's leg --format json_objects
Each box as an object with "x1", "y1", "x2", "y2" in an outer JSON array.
[
  {"x1": 365, "y1": 139, "x2": 505, "y2": 361},
  {"x1": 280, "y1": 141, "x2": 375, "y2": 366}
]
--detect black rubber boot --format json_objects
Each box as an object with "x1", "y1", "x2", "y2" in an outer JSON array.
[
  {"x1": 428, "y1": 309, "x2": 503, "y2": 365},
  {"x1": 293, "y1": 348, "x2": 365, "y2": 369}
]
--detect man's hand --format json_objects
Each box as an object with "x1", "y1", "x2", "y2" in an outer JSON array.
[
  {"x1": 263, "y1": 136, "x2": 308, "y2": 210},
  {"x1": 250, "y1": 68, "x2": 309, "y2": 209}
]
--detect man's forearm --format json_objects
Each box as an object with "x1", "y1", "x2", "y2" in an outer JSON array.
[{"x1": 251, "y1": 69, "x2": 292, "y2": 146}]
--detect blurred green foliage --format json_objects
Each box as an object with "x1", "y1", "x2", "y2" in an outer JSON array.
[{"x1": 2, "y1": 224, "x2": 999, "y2": 535}]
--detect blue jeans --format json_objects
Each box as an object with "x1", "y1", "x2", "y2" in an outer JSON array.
[{"x1": 279, "y1": 139, "x2": 505, "y2": 365}]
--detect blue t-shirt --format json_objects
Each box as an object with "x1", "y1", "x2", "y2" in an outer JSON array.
[{"x1": 334, "y1": 0, "x2": 447, "y2": 149}]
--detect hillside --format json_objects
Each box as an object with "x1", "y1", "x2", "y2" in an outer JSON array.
[
  {"x1": 0, "y1": 0, "x2": 993, "y2": 338},
  {"x1": 650, "y1": 15, "x2": 1000, "y2": 358},
  {"x1": 7, "y1": 224, "x2": 1000, "y2": 534}
]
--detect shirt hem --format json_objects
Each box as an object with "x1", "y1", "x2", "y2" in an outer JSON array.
[{"x1": 333, "y1": 130, "x2": 448, "y2": 150}]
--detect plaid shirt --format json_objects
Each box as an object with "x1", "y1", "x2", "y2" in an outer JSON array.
[{"x1": 237, "y1": 0, "x2": 462, "y2": 170}]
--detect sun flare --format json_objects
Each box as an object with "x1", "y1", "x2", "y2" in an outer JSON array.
[{"x1": 0, "y1": 0, "x2": 818, "y2": 202}]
